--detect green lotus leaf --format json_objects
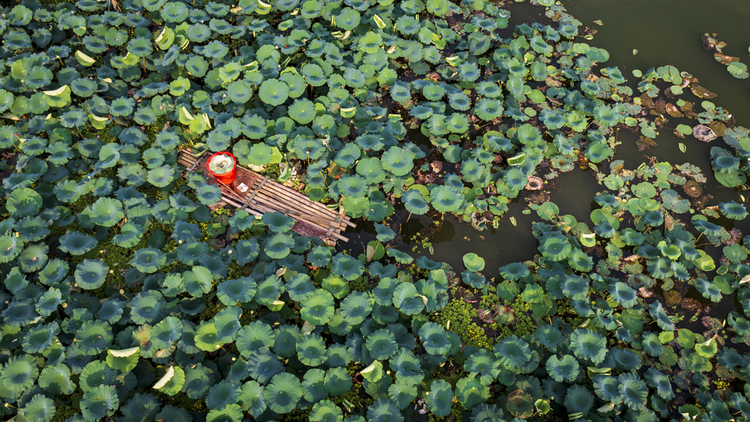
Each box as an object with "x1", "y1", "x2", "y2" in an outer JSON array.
[
  {"x1": 475, "y1": 99, "x2": 504, "y2": 120},
  {"x1": 22, "y1": 321, "x2": 60, "y2": 354},
  {"x1": 337, "y1": 174, "x2": 368, "y2": 198},
  {"x1": 336, "y1": 7, "x2": 361, "y2": 30},
  {"x1": 608, "y1": 281, "x2": 638, "y2": 308},
  {"x1": 73, "y1": 259, "x2": 108, "y2": 290},
  {"x1": 382, "y1": 146, "x2": 415, "y2": 176},
  {"x1": 620, "y1": 228, "x2": 645, "y2": 246},
  {"x1": 301, "y1": 289, "x2": 335, "y2": 325},
  {"x1": 426, "y1": 379, "x2": 453, "y2": 417},
  {"x1": 570, "y1": 329, "x2": 607, "y2": 363},
  {"x1": 131, "y1": 247, "x2": 166, "y2": 273},
  {"x1": 289, "y1": 98, "x2": 316, "y2": 125},
  {"x1": 544, "y1": 354, "x2": 579, "y2": 383},
  {"x1": 365, "y1": 329, "x2": 398, "y2": 360},
  {"x1": 618, "y1": 373, "x2": 648, "y2": 411},
  {"x1": 303, "y1": 368, "x2": 328, "y2": 402},
  {"x1": 129, "y1": 290, "x2": 165, "y2": 325},
  {"x1": 297, "y1": 333, "x2": 328, "y2": 366},
  {"x1": 36, "y1": 288, "x2": 63, "y2": 317},
  {"x1": 175, "y1": 363, "x2": 208, "y2": 399},
  {"x1": 357, "y1": 157, "x2": 386, "y2": 184},
  {"x1": 309, "y1": 400, "x2": 343, "y2": 422},
  {"x1": 340, "y1": 291, "x2": 373, "y2": 325},
  {"x1": 19, "y1": 394, "x2": 55, "y2": 422},
  {"x1": 87, "y1": 197, "x2": 124, "y2": 227},
  {"x1": 238, "y1": 380, "x2": 266, "y2": 416},
  {"x1": 334, "y1": 142, "x2": 361, "y2": 168},
  {"x1": 591, "y1": 375, "x2": 621, "y2": 404},
  {"x1": 539, "y1": 236, "x2": 571, "y2": 261},
  {"x1": 460, "y1": 252, "x2": 485, "y2": 272},
  {"x1": 260, "y1": 211, "x2": 294, "y2": 233},
  {"x1": 150, "y1": 316, "x2": 183, "y2": 350},
  {"x1": 76, "y1": 320, "x2": 113, "y2": 355},
  {"x1": 390, "y1": 83, "x2": 412, "y2": 104},
  {"x1": 403, "y1": 189, "x2": 429, "y2": 215},
  {"x1": 387, "y1": 382, "x2": 417, "y2": 410},
  {"x1": 7, "y1": 188, "x2": 42, "y2": 218},
  {"x1": 332, "y1": 253, "x2": 365, "y2": 281},
  {"x1": 430, "y1": 185, "x2": 464, "y2": 213},
  {"x1": 79, "y1": 360, "x2": 119, "y2": 393},
  {"x1": 712, "y1": 150, "x2": 740, "y2": 174},
  {"x1": 259, "y1": 79, "x2": 289, "y2": 106},
  {"x1": 491, "y1": 335, "x2": 530, "y2": 369},
  {"x1": 265, "y1": 233, "x2": 294, "y2": 260},
  {"x1": 227, "y1": 80, "x2": 254, "y2": 104},
  {"x1": 244, "y1": 348, "x2": 283, "y2": 385},
  {"x1": 391, "y1": 349, "x2": 424, "y2": 385},
  {"x1": 81, "y1": 385, "x2": 119, "y2": 421},
  {"x1": 419, "y1": 322, "x2": 452, "y2": 356},
  {"x1": 59, "y1": 231, "x2": 98, "y2": 256}
]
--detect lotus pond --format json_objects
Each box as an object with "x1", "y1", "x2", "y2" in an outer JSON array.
[{"x1": 2, "y1": 0, "x2": 750, "y2": 421}]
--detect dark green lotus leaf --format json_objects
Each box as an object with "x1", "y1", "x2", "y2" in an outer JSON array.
[
  {"x1": 392, "y1": 282, "x2": 425, "y2": 315},
  {"x1": 644, "y1": 368, "x2": 675, "y2": 400},
  {"x1": 649, "y1": 301, "x2": 675, "y2": 331},
  {"x1": 59, "y1": 231, "x2": 98, "y2": 256},
  {"x1": 563, "y1": 383, "x2": 594, "y2": 417},
  {"x1": 218, "y1": 277, "x2": 256, "y2": 306}
]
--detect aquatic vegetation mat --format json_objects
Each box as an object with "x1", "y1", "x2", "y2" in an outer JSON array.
[{"x1": 0, "y1": 0, "x2": 750, "y2": 421}]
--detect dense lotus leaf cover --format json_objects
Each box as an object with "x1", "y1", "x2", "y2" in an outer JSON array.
[{"x1": 0, "y1": 0, "x2": 747, "y2": 421}]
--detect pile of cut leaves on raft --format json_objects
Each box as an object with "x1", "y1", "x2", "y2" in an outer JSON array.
[{"x1": 1, "y1": 0, "x2": 750, "y2": 421}]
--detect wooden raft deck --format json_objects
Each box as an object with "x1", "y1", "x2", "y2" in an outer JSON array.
[{"x1": 177, "y1": 149, "x2": 355, "y2": 245}]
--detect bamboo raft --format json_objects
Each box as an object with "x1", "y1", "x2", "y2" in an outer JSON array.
[{"x1": 177, "y1": 149, "x2": 355, "y2": 245}]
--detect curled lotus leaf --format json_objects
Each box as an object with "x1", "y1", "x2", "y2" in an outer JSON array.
[
  {"x1": 59, "y1": 231, "x2": 98, "y2": 255},
  {"x1": 430, "y1": 185, "x2": 464, "y2": 213},
  {"x1": 719, "y1": 200, "x2": 748, "y2": 219},
  {"x1": 618, "y1": 373, "x2": 648, "y2": 411},
  {"x1": 403, "y1": 189, "x2": 429, "y2": 215},
  {"x1": 7, "y1": 188, "x2": 43, "y2": 218},
  {"x1": 80, "y1": 385, "x2": 119, "y2": 421}
]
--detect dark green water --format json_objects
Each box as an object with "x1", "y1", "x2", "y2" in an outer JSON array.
[{"x1": 348, "y1": 1, "x2": 750, "y2": 277}]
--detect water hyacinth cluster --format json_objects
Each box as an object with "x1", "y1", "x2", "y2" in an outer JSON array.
[{"x1": 0, "y1": 0, "x2": 749, "y2": 421}]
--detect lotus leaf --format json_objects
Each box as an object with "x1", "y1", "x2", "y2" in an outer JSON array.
[
  {"x1": 80, "y1": 384, "x2": 119, "y2": 421},
  {"x1": 649, "y1": 301, "x2": 675, "y2": 331},
  {"x1": 617, "y1": 373, "x2": 648, "y2": 411},
  {"x1": 131, "y1": 247, "x2": 166, "y2": 274},
  {"x1": 72, "y1": 259, "x2": 108, "y2": 290},
  {"x1": 297, "y1": 333, "x2": 328, "y2": 367},
  {"x1": 719, "y1": 201, "x2": 748, "y2": 219},
  {"x1": 402, "y1": 189, "x2": 429, "y2": 215},
  {"x1": 546, "y1": 355, "x2": 580, "y2": 382},
  {"x1": 569, "y1": 329, "x2": 607, "y2": 363},
  {"x1": 301, "y1": 289, "x2": 335, "y2": 325},
  {"x1": 426, "y1": 379, "x2": 453, "y2": 417},
  {"x1": 563, "y1": 384, "x2": 595, "y2": 417}
]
